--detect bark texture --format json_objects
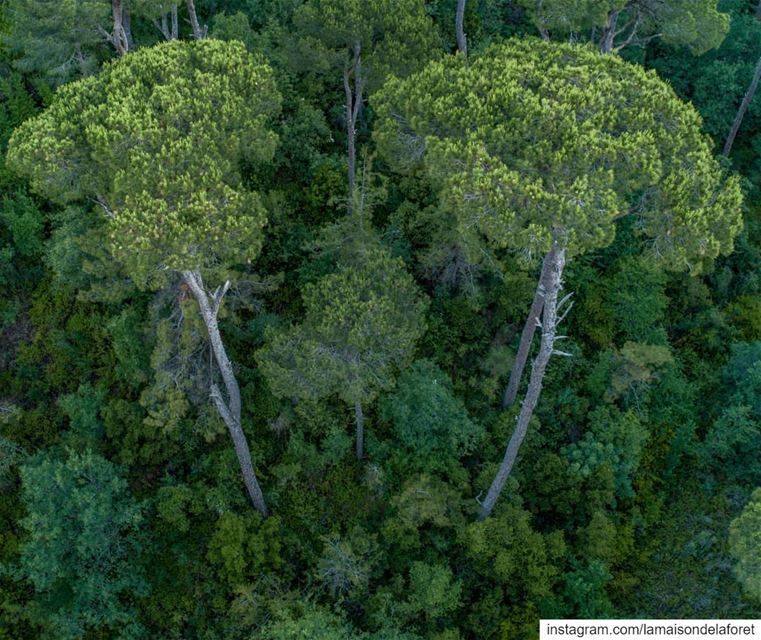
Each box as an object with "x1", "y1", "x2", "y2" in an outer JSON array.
[
  {"x1": 599, "y1": 10, "x2": 620, "y2": 53},
  {"x1": 183, "y1": 270, "x2": 269, "y2": 517},
  {"x1": 478, "y1": 245, "x2": 567, "y2": 520},
  {"x1": 455, "y1": 0, "x2": 468, "y2": 56},
  {"x1": 502, "y1": 252, "x2": 552, "y2": 408},
  {"x1": 186, "y1": 0, "x2": 206, "y2": 39},
  {"x1": 723, "y1": 56, "x2": 761, "y2": 156},
  {"x1": 111, "y1": 0, "x2": 129, "y2": 56},
  {"x1": 344, "y1": 42, "x2": 363, "y2": 214}
]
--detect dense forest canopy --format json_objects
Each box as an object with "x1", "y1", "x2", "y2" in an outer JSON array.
[{"x1": 0, "y1": 0, "x2": 760, "y2": 638}]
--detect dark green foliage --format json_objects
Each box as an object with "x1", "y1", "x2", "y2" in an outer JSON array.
[
  {"x1": 11, "y1": 450, "x2": 146, "y2": 639},
  {"x1": 1, "y1": 1, "x2": 761, "y2": 636},
  {"x1": 379, "y1": 359, "x2": 483, "y2": 472}
]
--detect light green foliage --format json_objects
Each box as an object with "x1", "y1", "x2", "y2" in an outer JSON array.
[
  {"x1": 2, "y1": 0, "x2": 110, "y2": 80},
  {"x1": 382, "y1": 474, "x2": 466, "y2": 551},
  {"x1": 400, "y1": 561, "x2": 462, "y2": 623},
  {"x1": 7, "y1": 39, "x2": 281, "y2": 286},
  {"x1": 517, "y1": 0, "x2": 729, "y2": 54},
  {"x1": 154, "y1": 484, "x2": 195, "y2": 534},
  {"x1": 14, "y1": 449, "x2": 146, "y2": 639},
  {"x1": 565, "y1": 407, "x2": 648, "y2": 500},
  {"x1": 206, "y1": 511, "x2": 283, "y2": 587},
  {"x1": 380, "y1": 360, "x2": 483, "y2": 469},
  {"x1": 729, "y1": 488, "x2": 761, "y2": 601},
  {"x1": 461, "y1": 504, "x2": 566, "y2": 601},
  {"x1": 294, "y1": 0, "x2": 439, "y2": 89},
  {"x1": 374, "y1": 39, "x2": 742, "y2": 272},
  {"x1": 261, "y1": 603, "x2": 358, "y2": 640},
  {"x1": 258, "y1": 243, "x2": 427, "y2": 407},
  {"x1": 606, "y1": 342, "x2": 673, "y2": 402}
]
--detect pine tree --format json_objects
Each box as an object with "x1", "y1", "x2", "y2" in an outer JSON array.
[
  {"x1": 7, "y1": 39, "x2": 282, "y2": 517},
  {"x1": 373, "y1": 38, "x2": 743, "y2": 518}
]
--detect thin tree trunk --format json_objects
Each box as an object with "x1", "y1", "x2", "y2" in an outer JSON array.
[
  {"x1": 724, "y1": 57, "x2": 761, "y2": 156},
  {"x1": 456, "y1": 0, "x2": 468, "y2": 56},
  {"x1": 171, "y1": 4, "x2": 179, "y2": 39},
  {"x1": 757, "y1": 0, "x2": 761, "y2": 19},
  {"x1": 355, "y1": 400, "x2": 364, "y2": 460},
  {"x1": 343, "y1": 42, "x2": 363, "y2": 215},
  {"x1": 111, "y1": 0, "x2": 128, "y2": 56},
  {"x1": 183, "y1": 270, "x2": 269, "y2": 518},
  {"x1": 502, "y1": 252, "x2": 552, "y2": 408},
  {"x1": 123, "y1": 4, "x2": 134, "y2": 50},
  {"x1": 599, "y1": 10, "x2": 619, "y2": 53},
  {"x1": 478, "y1": 245, "x2": 567, "y2": 520},
  {"x1": 186, "y1": 0, "x2": 206, "y2": 39}
]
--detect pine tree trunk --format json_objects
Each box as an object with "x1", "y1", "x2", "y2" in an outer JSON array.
[
  {"x1": 344, "y1": 43, "x2": 363, "y2": 215},
  {"x1": 478, "y1": 245, "x2": 566, "y2": 520},
  {"x1": 456, "y1": 0, "x2": 467, "y2": 56},
  {"x1": 122, "y1": 5, "x2": 134, "y2": 50},
  {"x1": 183, "y1": 270, "x2": 269, "y2": 518},
  {"x1": 171, "y1": 4, "x2": 179, "y2": 39},
  {"x1": 599, "y1": 10, "x2": 619, "y2": 53},
  {"x1": 111, "y1": 0, "x2": 128, "y2": 56},
  {"x1": 355, "y1": 400, "x2": 365, "y2": 460},
  {"x1": 723, "y1": 56, "x2": 761, "y2": 156},
  {"x1": 186, "y1": 0, "x2": 205, "y2": 39},
  {"x1": 502, "y1": 252, "x2": 552, "y2": 408}
]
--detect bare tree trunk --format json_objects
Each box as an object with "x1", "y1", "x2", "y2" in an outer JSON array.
[
  {"x1": 343, "y1": 42, "x2": 363, "y2": 215},
  {"x1": 538, "y1": 26, "x2": 550, "y2": 41},
  {"x1": 171, "y1": 4, "x2": 179, "y2": 39},
  {"x1": 478, "y1": 245, "x2": 567, "y2": 520},
  {"x1": 183, "y1": 270, "x2": 269, "y2": 518},
  {"x1": 158, "y1": 5, "x2": 179, "y2": 40},
  {"x1": 456, "y1": 0, "x2": 468, "y2": 56},
  {"x1": 123, "y1": 4, "x2": 134, "y2": 50},
  {"x1": 186, "y1": 0, "x2": 206, "y2": 39},
  {"x1": 111, "y1": 0, "x2": 128, "y2": 56},
  {"x1": 502, "y1": 252, "x2": 552, "y2": 408},
  {"x1": 599, "y1": 10, "x2": 619, "y2": 53},
  {"x1": 724, "y1": 56, "x2": 761, "y2": 156},
  {"x1": 355, "y1": 400, "x2": 364, "y2": 460}
]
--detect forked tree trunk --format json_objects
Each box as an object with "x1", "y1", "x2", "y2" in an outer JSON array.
[
  {"x1": 502, "y1": 252, "x2": 552, "y2": 408},
  {"x1": 724, "y1": 56, "x2": 761, "y2": 156},
  {"x1": 355, "y1": 400, "x2": 365, "y2": 460},
  {"x1": 478, "y1": 245, "x2": 567, "y2": 520},
  {"x1": 158, "y1": 5, "x2": 179, "y2": 40},
  {"x1": 456, "y1": 0, "x2": 468, "y2": 56},
  {"x1": 183, "y1": 270, "x2": 269, "y2": 518}
]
